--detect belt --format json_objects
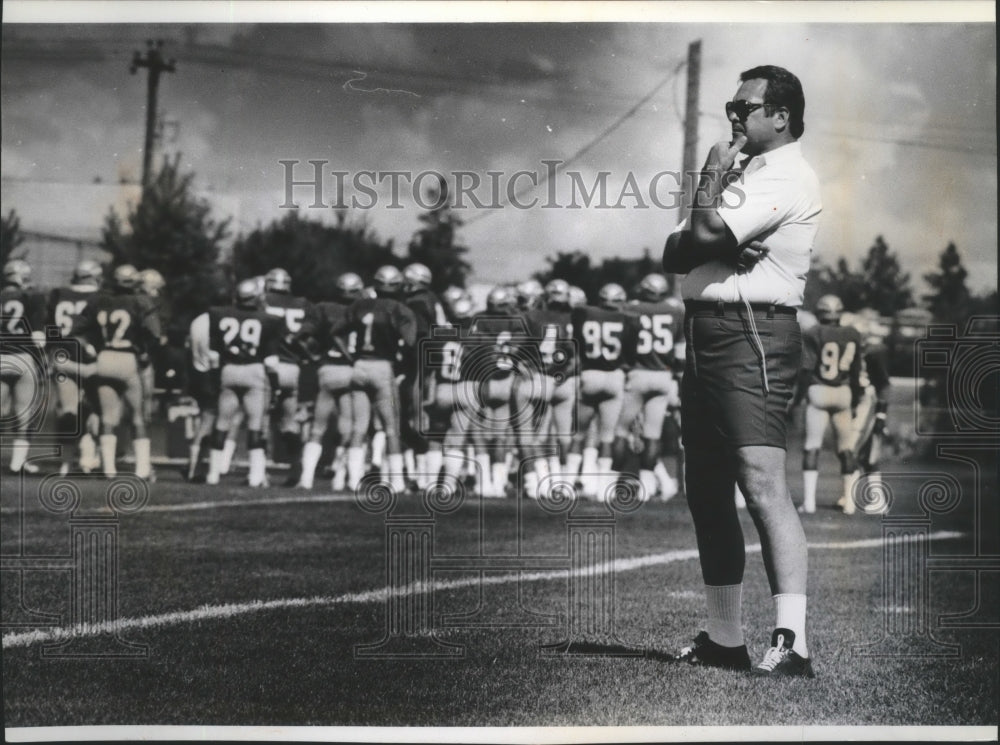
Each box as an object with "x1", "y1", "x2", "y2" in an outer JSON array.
[{"x1": 684, "y1": 300, "x2": 797, "y2": 319}]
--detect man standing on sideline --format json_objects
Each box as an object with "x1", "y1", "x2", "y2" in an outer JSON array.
[{"x1": 662, "y1": 65, "x2": 821, "y2": 677}]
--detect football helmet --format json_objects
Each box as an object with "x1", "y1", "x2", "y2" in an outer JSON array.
[
  {"x1": 373, "y1": 265, "x2": 404, "y2": 297},
  {"x1": 639, "y1": 273, "x2": 669, "y2": 301},
  {"x1": 72, "y1": 259, "x2": 103, "y2": 286},
  {"x1": 265, "y1": 267, "x2": 292, "y2": 293},
  {"x1": 236, "y1": 277, "x2": 264, "y2": 308},
  {"x1": 568, "y1": 285, "x2": 588, "y2": 308},
  {"x1": 139, "y1": 268, "x2": 166, "y2": 297},
  {"x1": 335, "y1": 272, "x2": 365, "y2": 301},
  {"x1": 815, "y1": 294, "x2": 844, "y2": 325},
  {"x1": 517, "y1": 279, "x2": 545, "y2": 310},
  {"x1": 450, "y1": 296, "x2": 474, "y2": 321},
  {"x1": 403, "y1": 263, "x2": 433, "y2": 291},
  {"x1": 598, "y1": 282, "x2": 627, "y2": 309},
  {"x1": 2, "y1": 259, "x2": 32, "y2": 288},
  {"x1": 112, "y1": 264, "x2": 140, "y2": 291},
  {"x1": 442, "y1": 286, "x2": 466, "y2": 307},
  {"x1": 545, "y1": 279, "x2": 571, "y2": 307},
  {"x1": 486, "y1": 285, "x2": 517, "y2": 313}
]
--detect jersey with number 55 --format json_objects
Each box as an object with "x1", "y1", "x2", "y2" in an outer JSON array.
[
  {"x1": 802, "y1": 324, "x2": 863, "y2": 389},
  {"x1": 208, "y1": 305, "x2": 284, "y2": 365}
]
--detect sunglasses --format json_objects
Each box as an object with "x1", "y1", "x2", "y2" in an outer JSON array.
[{"x1": 725, "y1": 100, "x2": 776, "y2": 121}]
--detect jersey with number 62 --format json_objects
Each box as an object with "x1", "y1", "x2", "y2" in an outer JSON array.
[
  {"x1": 208, "y1": 305, "x2": 283, "y2": 365},
  {"x1": 803, "y1": 324, "x2": 863, "y2": 389},
  {"x1": 74, "y1": 291, "x2": 161, "y2": 356},
  {"x1": 625, "y1": 300, "x2": 682, "y2": 372},
  {"x1": 571, "y1": 305, "x2": 633, "y2": 372}
]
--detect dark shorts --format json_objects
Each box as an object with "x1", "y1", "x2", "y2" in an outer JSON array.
[{"x1": 681, "y1": 302, "x2": 801, "y2": 450}]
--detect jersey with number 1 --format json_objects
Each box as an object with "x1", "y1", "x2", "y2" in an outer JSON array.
[
  {"x1": 803, "y1": 324, "x2": 862, "y2": 388},
  {"x1": 208, "y1": 305, "x2": 283, "y2": 365},
  {"x1": 341, "y1": 297, "x2": 418, "y2": 362},
  {"x1": 571, "y1": 305, "x2": 633, "y2": 372}
]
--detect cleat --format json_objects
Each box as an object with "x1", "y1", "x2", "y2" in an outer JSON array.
[
  {"x1": 797, "y1": 504, "x2": 815, "y2": 514},
  {"x1": 670, "y1": 631, "x2": 751, "y2": 671},
  {"x1": 752, "y1": 628, "x2": 815, "y2": 678}
]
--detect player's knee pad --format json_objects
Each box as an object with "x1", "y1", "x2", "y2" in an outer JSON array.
[
  {"x1": 838, "y1": 449, "x2": 857, "y2": 475},
  {"x1": 802, "y1": 449, "x2": 819, "y2": 471},
  {"x1": 247, "y1": 430, "x2": 267, "y2": 452}
]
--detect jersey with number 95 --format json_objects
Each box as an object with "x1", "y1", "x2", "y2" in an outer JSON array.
[
  {"x1": 571, "y1": 305, "x2": 633, "y2": 372},
  {"x1": 208, "y1": 305, "x2": 283, "y2": 365}
]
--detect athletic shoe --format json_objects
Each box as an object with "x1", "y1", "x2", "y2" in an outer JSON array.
[
  {"x1": 797, "y1": 504, "x2": 815, "y2": 514},
  {"x1": 752, "y1": 628, "x2": 815, "y2": 678},
  {"x1": 670, "y1": 631, "x2": 751, "y2": 671}
]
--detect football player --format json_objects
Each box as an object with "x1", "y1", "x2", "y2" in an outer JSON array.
[
  {"x1": 137, "y1": 268, "x2": 168, "y2": 443},
  {"x1": 296, "y1": 272, "x2": 364, "y2": 490},
  {"x1": 515, "y1": 278, "x2": 576, "y2": 498},
  {"x1": 263, "y1": 267, "x2": 316, "y2": 486},
  {"x1": 569, "y1": 283, "x2": 632, "y2": 500},
  {"x1": 341, "y1": 265, "x2": 418, "y2": 492},
  {"x1": 1, "y1": 259, "x2": 48, "y2": 473},
  {"x1": 797, "y1": 295, "x2": 865, "y2": 514},
  {"x1": 47, "y1": 259, "x2": 103, "y2": 474},
  {"x1": 205, "y1": 278, "x2": 284, "y2": 487},
  {"x1": 846, "y1": 310, "x2": 892, "y2": 510},
  {"x1": 401, "y1": 262, "x2": 449, "y2": 487},
  {"x1": 72, "y1": 264, "x2": 161, "y2": 479},
  {"x1": 614, "y1": 272, "x2": 683, "y2": 501}
]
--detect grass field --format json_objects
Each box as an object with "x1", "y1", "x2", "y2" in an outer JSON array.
[{"x1": 2, "y1": 382, "x2": 998, "y2": 736}]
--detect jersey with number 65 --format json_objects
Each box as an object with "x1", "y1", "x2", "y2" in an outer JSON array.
[
  {"x1": 74, "y1": 291, "x2": 161, "y2": 356},
  {"x1": 625, "y1": 300, "x2": 682, "y2": 372},
  {"x1": 208, "y1": 305, "x2": 283, "y2": 365},
  {"x1": 571, "y1": 305, "x2": 633, "y2": 373},
  {"x1": 802, "y1": 324, "x2": 863, "y2": 389}
]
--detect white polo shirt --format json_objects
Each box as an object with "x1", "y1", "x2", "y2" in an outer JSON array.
[
  {"x1": 678, "y1": 141, "x2": 822, "y2": 307},
  {"x1": 188, "y1": 312, "x2": 214, "y2": 372}
]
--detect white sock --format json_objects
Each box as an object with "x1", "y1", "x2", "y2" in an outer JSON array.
[
  {"x1": 565, "y1": 452, "x2": 583, "y2": 480},
  {"x1": 370, "y1": 431, "x2": 386, "y2": 467},
  {"x1": 442, "y1": 449, "x2": 465, "y2": 480},
  {"x1": 548, "y1": 456, "x2": 561, "y2": 481},
  {"x1": 346, "y1": 446, "x2": 366, "y2": 491},
  {"x1": 475, "y1": 453, "x2": 494, "y2": 496},
  {"x1": 79, "y1": 434, "x2": 98, "y2": 469},
  {"x1": 425, "y1": 448, "x2": 443, "y2": 485},
  {"x1": 388, "y1": 453, "x2": 405, "y2": 492},
  {"x1": 207, "y1": 449, "x2": 222, "y2": 485},
  {"x1": 403, "y1": 448, "x2": 416, "y2": 480},
  {"x1": 492, "y1": 461, "x2": 509, "y2": 498},
  {"x1": 299, "y1": 441, "x2": 323, "y2": 488},
  {"x1": 803, "y1": 470, "x2": 818, "y2": 512},
  {"x1": 705, "y1": 583, "x2": 745, "y2": 648},
  {"x1": 247, "y1": 448, "x2": 267, "y2": 486},
  {"x1": 842, "y1": 471, "x2": 859, "y2": 514},
  {"x1": 133, "y1": 437, "x2": 151, "y2": 478},
  {"x1": 99, "y1": 434, "x2": 117, "y2": 477},
  {"x1": 654, "y1": 461, "x2": 678, "y2": 500},
  {"x1": 639, "y1": 469, "x2": 658, "y2": 501},
  {"x1": 774, "y1": 593, "x2": 808, "y2": 657},
  {"x1": 219, "y1": 438, "x2": 237, "y2": 474},
  {"x1": 415, "y1": 452, "x2": 428, "y2": 488},
  {"x1": 10, "y1": 439, "x2": 29, "y2": 472}
]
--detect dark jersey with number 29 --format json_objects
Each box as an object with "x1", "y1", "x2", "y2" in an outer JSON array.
[{"x1": 208, "y1": 305, "x2": 283, "y2": 365}]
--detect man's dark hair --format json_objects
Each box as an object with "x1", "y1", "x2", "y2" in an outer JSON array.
[{"x1": 740, "y1": 65, "x2": 805, "y2": 138}]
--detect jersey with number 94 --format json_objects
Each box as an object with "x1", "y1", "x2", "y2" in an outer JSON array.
[
  {"x1": 803, "y1": 324, "x2": 863, "y2": 389},
  {"x1": 208, "y1": 305, "x2": 283, "y2": 365},
  {"x1": 571, "y1": 305, "x2": 633, "y2": 372}
]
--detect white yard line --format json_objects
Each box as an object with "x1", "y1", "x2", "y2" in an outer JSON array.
[{"x1": 2, "y1": 531, "x2": 964, "y2": 649}]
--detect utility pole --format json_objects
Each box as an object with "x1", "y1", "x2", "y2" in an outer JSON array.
[
  {"x1": 130, "y1": 40, "x2": 176, "y2": 192},
  {"x1": 680, "y1": 39, "x2": 701, "y2": 223}
]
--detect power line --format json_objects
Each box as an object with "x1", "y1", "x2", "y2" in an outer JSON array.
[{"x1": 463, "y1": 61, "x2": 684, "y2": 227}]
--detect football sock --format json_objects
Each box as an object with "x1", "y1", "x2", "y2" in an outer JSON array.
[
  {"x1": 639, "y1": 469, "x2": 658, "y2": 500},
  {"x1": 842, "y1": 471, "x2": 859, "y2": 514},
  {"x1": 425, "y1": 448, "x2": 443, "y2": 486},
  {"x1": 9, "y1": 439, "x2": 29, "y2": 472},
  {"x1": 219, "y1": 438, "x2": 237, "y2": 475},
  {"x1": 774, "y1": 593, "x2": 808, "y2": 657},
  {"x1": 803, "y1": 470, "x2": 818, "y2": 512},
  {"x1": 99, "y1": 435, "x2": 117, "y2": 477},
  {"x1": 206, "y1": 449, "x2": 222, "y2": 485},
  {"x1": 247, "y1": 448, "x2": 267, "y2": 487},
  {"x1": 492, "y1": 461, "x2": 509, "y2": 498},
  {"x1": 653, "y1": 461, "x2": 678, "y2": 500},
  {"x1": 387, "y1": 453, "x2": 405, "y2": 492},
  {"x1": 133, "y1": 437, "x2": 151, "y2": 479},
  {"x1": 346, "y1": 446, "x2": 366, "y2": 491},
  {"x1": 705, "y1": 583, "x2": 745, "y2": 648},
  {"x1": 299, "y1": 441, "x2": 323, "y2": 488},
  {"x1": 475, "y1": 453, "x2": 494, "y2": 496}
]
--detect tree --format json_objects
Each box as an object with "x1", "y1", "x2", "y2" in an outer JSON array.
[
  {"x1": 405, "y1": 177, "x2": 472, "y2": 292},
  {"x1": 102, "y1": 153, "x2": 230, "y2": 331},
  {"x1": 805, "y1": 255, "x2": 867, "y2": 312},
  {"x1": 1, "y1": 209, "x2": 26, "y2": 266},
  {"x1": 534, "y1": 249, "x2": 661, "y2": 301},
  {"x1": 232, "y1": 210, "x2": 398, "y2": 302},
  {"x1": 923, "y1": 242, "x2": 972, "y2": 325},
  {"x1": 860, "y1": 235, "x2": 913, "y2": 315}
]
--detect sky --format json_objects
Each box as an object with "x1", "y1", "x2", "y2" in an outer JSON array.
[{"x1": 1, "y1": 2, "x2": 997, "y2": 295}]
